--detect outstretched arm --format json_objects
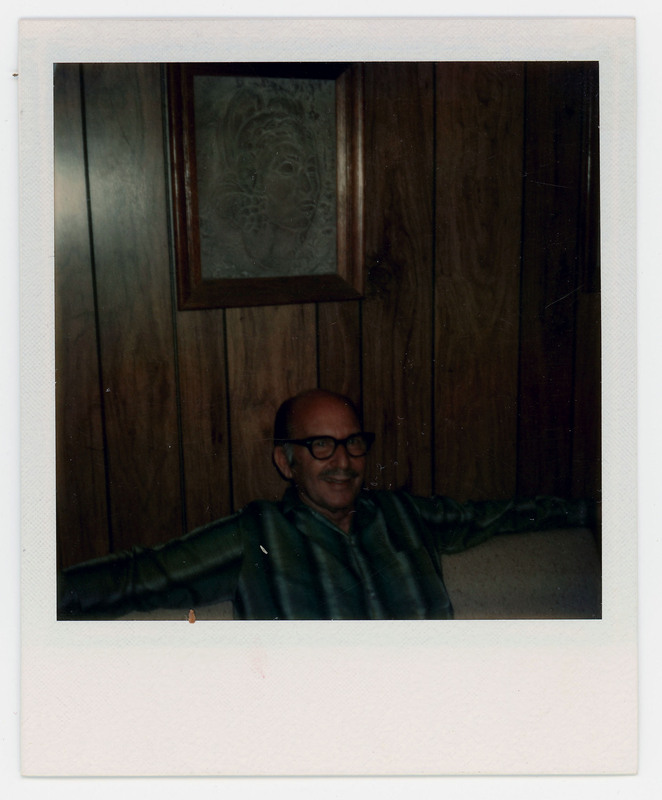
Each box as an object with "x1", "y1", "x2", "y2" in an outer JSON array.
[
  {"x1": 58, "y1": 513, "x2": 245, "y2": 620},
  {"x1": 411, "y1": 494, "x2": 597, "y2": 555}
]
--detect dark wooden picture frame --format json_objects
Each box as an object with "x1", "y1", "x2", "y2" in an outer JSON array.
[{"x1": 167, "y1": 62, "x2": 365, "y2": 310}]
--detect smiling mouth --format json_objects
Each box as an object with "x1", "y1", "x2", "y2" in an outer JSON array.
[{"x1": 321, "y1": 471, "x2": 359, "y2": 486}]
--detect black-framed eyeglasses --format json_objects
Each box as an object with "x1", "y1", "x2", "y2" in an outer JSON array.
[{"x1": 278, "y1": 432, "x2": 375, "y2": 460}]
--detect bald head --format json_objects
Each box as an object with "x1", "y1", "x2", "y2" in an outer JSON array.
[{"x1": 273, "y1": 389, "x2": 362, "y2": 444}]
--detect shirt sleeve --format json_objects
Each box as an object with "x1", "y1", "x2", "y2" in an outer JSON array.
[
  {"x1": 57, "y1": 512, "x2": 245, "y2": 619},
  {"x1": 410, "y1": 494, "x2": 596, "y2": 556}
]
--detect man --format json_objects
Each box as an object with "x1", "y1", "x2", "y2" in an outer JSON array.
[{"x1": 58, "y1": 388, "x2": 595, "y2": 620}]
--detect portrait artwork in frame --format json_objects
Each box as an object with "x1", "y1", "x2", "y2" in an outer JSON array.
[{"x1": 167, "y1": 62, "x2": 365, "y2": 309}]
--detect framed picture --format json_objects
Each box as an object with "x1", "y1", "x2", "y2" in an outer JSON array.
[{"x1": 167, "y1": 62, "x2": 365, "y2": 309}]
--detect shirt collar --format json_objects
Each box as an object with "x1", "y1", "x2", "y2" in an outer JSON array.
[{"x1": 280, "y1": 485, "x2": 377, "y2": 532}]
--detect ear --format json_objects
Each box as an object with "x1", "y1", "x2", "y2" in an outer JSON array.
[{"x1": 273, "y1": 445, "x2": 294, "y2": 480}]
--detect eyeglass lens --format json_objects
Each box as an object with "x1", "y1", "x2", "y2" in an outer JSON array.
[{"x1": 310, "y1": 435, "x2": 369, "y2": 459}]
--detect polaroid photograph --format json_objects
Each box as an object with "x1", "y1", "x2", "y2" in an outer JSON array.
[{"x1": 18, "y1": 15, "x2": 637, "y2": 778}]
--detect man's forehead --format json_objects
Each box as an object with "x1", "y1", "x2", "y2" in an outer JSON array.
[{"x1": 290, "y1": 394, "x2": 360, "y2": 433}]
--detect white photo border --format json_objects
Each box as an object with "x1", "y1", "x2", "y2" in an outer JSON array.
[{"x1": 19, "y1": 16, "x2": 637, "y2": 777}]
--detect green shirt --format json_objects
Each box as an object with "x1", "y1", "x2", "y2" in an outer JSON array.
[{"x1": 58, "y1": 488, "x2": 593, "y2": 620}]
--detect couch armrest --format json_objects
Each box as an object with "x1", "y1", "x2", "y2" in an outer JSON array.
[{"x1": 441, "y1": 527, "x2": 601, "y2": 619}]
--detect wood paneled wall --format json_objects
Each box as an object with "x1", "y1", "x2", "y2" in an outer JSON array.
[
  {"x1": 55, "y1": 61, "x2": 600, "y2": 569},
  {"x1": 435, "y1": 62, "x2": 525, "y2": 500}
]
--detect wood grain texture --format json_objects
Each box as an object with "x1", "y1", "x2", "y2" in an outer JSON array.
[
  {"x1": 54, "y1": 61, "x2": 601, "y2": 569},
  {"x1": 517, "y1": 62, "x2": 587, "y2": 497},
  {"x1": 577, "y1": 63, "x2": 601, "y2": 295},
  {"x1": 317, "y1": 300, "x2": 362, "y2": 405},
  {"x1": 571, "y1": 64, "x2": 601, "y2": 502},
  {"x1": 225, "y1": 304, "x2": 317, "y2": 508},
  {"x1": 175, "y1": 307, "x2": 233, "y2": 530},
  {"x1": 83, "y1": 63, "x2": 183, "y2": 550},
  {"x1": 434, "y1": 62, "x2": 524, "y2": 500},
  {"x1": 54, "y1": 64, "x2": 110, "y2": 568},
  {"x1": 361, "y1": 62, "x2": 435, "y2": 496},
  {"x1": 571, "y1": 293, "x2": 601, "y2": 501}
]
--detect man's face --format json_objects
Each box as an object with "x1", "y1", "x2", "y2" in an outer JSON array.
[{"x1": 276, "y1": 394, "x2": 367, "y2": 527}]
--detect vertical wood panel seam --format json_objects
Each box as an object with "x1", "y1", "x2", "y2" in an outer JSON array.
[
  {"x1": 430, "y1": 63, "x2": 437, "y2": 493},
  {"x1": 315, "y1": 302, "x2": 321, "y2": 389},
  {"x1": 357, "y1": 62, "x2": 365, "y2": 423},
  {"x1": 357, "y1": 298, "x2": 364, "y2": 422},
  {"x1": 79, "y1": 64, "x2": 114, "y2": 552},
  {"x1": 515, "y1": 63, "x2": 529, "y2": 499},
  {"x1": 221, "y1": 309, "x2": 235, "y2": 512},
  {"x1": 160, "y1": 64, "x2": 189, "y2": 536},
  {"x1": 568, "y1": 285, "x2": 580, "y2": 497},
  {"x1": 568, "y1": 66, "x2": 591, "y2": 499}
]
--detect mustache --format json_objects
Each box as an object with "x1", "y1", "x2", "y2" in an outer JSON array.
[{"x1": 319, "y1": 468, "x2": 361, "y2": 480}]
